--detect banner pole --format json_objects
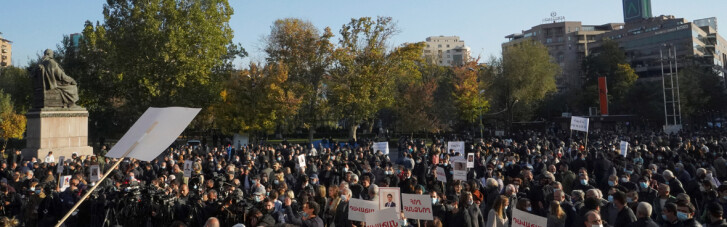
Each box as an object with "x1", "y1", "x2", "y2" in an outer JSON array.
[{"x1": 55, "y1": 122, "x2": 158, "y2": 227}]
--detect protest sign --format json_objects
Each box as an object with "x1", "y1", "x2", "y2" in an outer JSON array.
[
  {"x1": 297, "y1": 155, "x2": 306, "y2": 168},
  {"x1": 401, "y1": 193, "x2": 433, "y2": 220},
  {"x1": 620, "y1": 141, "x2": 629, "y2": 157},
  {"x1": 106, "y1": 107, "x2": 201, "y2": 161},
  {"x1": 373, "y1": 142, "x2": 389, "y2": 155},
  {"x1": 467, "y1": 153, "x2": 475, "y2": 168},
  {"x1": 452, "y1": 156, "x2": 467, "y2": 181},
  {"x1": 183, "y1": 160, "x2": 193, "y2": 177},
  {"x1": 435, "y1": 167, "x2": 447, "y2": 182},
  {"x1": 512, "y1": 208, "x2": 547, "y2": 227},
  {"x1": 447, "y1": 141, "x2": 465, "y2": 156},
  {"x1": 60, "y1": 175, "x2": 72, "y2": 191},
  {"x1": 378, "y1": 187, "x2": 401, "y2": 213},
  {"x1": 364, "y1": 208, "x2": 399, "y2": 227},
  {"x1": 89, "y1": 165, "x2": 100, "y2": 182},
  {"x1": 56, "y1": 156, "x2": 65, "y2": 174},
  {"x1": 570, "y1": 116, "x2": 589, "y2": 132},
  {"x1": 349, "y1": 198, "x2": 379, "y2": 222}
]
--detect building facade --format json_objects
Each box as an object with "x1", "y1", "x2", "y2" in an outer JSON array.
[
  {"x1": 588, "y1": 16, "x2": 727, "y2": 79},
  {"x1": 423, "y1": 36, "x2": 471, "y2": 66},
  {"x1": 504, "y1": 22, "x2": 623, "y2": 91},
  {"x1": 0, "y1": 33, "x2": 11, "y2": 67}
]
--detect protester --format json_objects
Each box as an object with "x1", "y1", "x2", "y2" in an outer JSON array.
[{"x1": 0, "y1": 127, "x2": 725, "y2": 227}]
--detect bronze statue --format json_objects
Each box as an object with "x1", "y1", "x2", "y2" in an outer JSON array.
[{"x1": 32, "y1": 49, "x2": 79, "y2": 109}]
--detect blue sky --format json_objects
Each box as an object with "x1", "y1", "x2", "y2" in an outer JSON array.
[{"x1": 1, "y1": 0, "x2": 725, "y2": 67}]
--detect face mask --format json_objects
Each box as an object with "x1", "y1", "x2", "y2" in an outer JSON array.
[
  {"x1": 662, "y1": 214, "x2": 668, "y2": 221},
  {"x1": 607, "y1": 195, "x2": 613, "y2": 203},
  {"x1": 580, "y1": 179, "x2": 588, "y2": 185},
  {"x1": 35, "y1": 189, "x2": 41, "y2": 194},
  {"x1": 302, "y1": 212, "x2": 309, "y2": 218},
  {"x1": 608, "y1": 181, "x2": 615, "y2": 187},
  {"x1": 274, "y1": 180, "x2": 279, "y2": 185},
  {"x1": 400, "y1": 219, "x2": 408, "y2": 227},
  {"x1": 626, "y1": 198, "x2": 633, "y2": 203},
  {"x1": 621, "y1": 177, "x2": 628, "y2": 183},
  {"x1": 592, "y1": 225, "x2": 603, "y2": 227},
  {"x1": 343, "y1": 168, "x2": 348, "y2": 172},
  {"x1": 677, "y1": 211, "x2": 689, "y2": 221},
  {"x1": 526, "y1": 206, "x2": 532, "y2": 212},
  {"x1": 723, "y1": 196, "x2": 727, "y2": 200},
  {"x1": 639, "y1": 182, "x2": 648, "y2": 189},
  {"x1": 467, "y1": 200, "x2": 474, "y2": 205},
  {"x1": 581, "y1": 157, "x2": 586, "y2": 161},
  {"x1": 386, "y1": 171, "x2": 392, "y2": 175},
  {"x1": 432, "y1": 198, "x2": 438, "y2": 204},
  {"x1": 30, "y1": 187, "x2": 35, "y2": 191}
]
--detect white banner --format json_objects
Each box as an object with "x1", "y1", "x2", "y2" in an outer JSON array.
[
  {"x1": 452, "y1": 156, "x2": 467, "y2": 181},
  {"x1": 60, "y1": 175, "x2": 72, "y2": 191},
  {"x1": 183, "y1": 160, "x2": 193, "y2": 177},
  {"x1": 89, "y1": 165, "x2": 100, "y2": 182},
  {"x1": 512, "y1": 208, "x2": 547, "y2": 227},
  {"x1": 447, "y1": 141, "x2": 465, "y2": 156},
  {"x1": 495, "y1": 130, "x2": 505, "y2": 136},
  {"x1": 620, "y1": 141, "x2": 629, "y2": 157},
  {"x1": 373, "y1": 142, "x2": 389, "y2": 155},
  {"x1": 570, "y1": 116, "x2": 589, "y2": 132},
  {"x1": 106, "y1": 107, "x2": 201, "y2": 161},
  {"x1": 435, "y1": 167, "x2": 447, "y2": 182},
  {"x1": 467, "y1": 153, "x2": 475, "y2": 168},
  {"x1": 402, "y1": 193, "x2": 433, "y2": 220},
  {"x1": 349, "y1": 198, "x2": 380, "y2": 222},
  {"x1": 364, "y1": 208, "x2": 399, "y2": 227},
  {"x1": 297, "y1": 155, "x2": 306, "y2": 168}
]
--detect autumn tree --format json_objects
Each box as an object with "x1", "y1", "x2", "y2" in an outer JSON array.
[
  {"x1": 264, "y1": 18, "x2": 334, "y2": 141},
  {"x1": 452, "y1": 60, "x2": 489, "y2": 124},
  {"x1": 0, "y1": 90, "x2": 26, "y2": 151},
  {"x1": 213, "y1": 62, "x2": 300, "y2": 138}
]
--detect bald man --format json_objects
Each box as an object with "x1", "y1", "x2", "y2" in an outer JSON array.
[{"x1": 204, "y1": 217, "x2": 220, "y2": 227}]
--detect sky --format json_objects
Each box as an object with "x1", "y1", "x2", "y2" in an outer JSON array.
[{"x1": 1, "y1": 0, "x2": 726, "y2": 67}]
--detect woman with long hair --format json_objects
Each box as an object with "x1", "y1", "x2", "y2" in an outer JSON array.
[
  {"x1": 547, "y1": 201, "x2": 567, "y2": 227},
  {"x1": 485, "y1": 195, "x2": 509, "y2": 227}
]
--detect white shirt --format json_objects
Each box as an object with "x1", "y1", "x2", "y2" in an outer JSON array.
[{"x1": 45, "y1": 155, "x2": 55, "y2": 163}]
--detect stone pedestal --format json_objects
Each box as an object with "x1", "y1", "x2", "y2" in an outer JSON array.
[{"x1": 22, "y1": 108, "x2": 94, "y2": 160}]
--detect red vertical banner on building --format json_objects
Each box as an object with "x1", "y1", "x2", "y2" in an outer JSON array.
[{"x1": 598, "y1": 76, "x2": 608, "y2": 115}]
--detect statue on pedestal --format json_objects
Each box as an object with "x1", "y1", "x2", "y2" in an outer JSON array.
[{"x1": 32, "y1": 49, "x2": 79, "y2": 109}]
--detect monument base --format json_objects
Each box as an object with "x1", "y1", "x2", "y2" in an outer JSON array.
[{"x1": 23, "y1": 109, "x2": 94, "y2": 160}]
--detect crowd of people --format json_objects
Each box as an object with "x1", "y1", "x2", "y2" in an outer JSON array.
[{"x1": 1, "y1": 128, "x2": 727, "y2": 227}]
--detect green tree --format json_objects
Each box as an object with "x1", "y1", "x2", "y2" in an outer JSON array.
[
  {"x1": 0, "y1": 90, "x2": 26, "y2": 151},
  {"x1": 678, "y1": 64, "x2": 727, "y2": 122},
  {"x1": 263, "y1": 18, "x2": 334, "y2": 141},
  {"x1": 73, "y1": 0, "x2": 244, "y2": 138},
  {"x1": 213, "y1": 62, "x2": 301, "y2": 137},
  {"x1": 0, "y1": 66, "x2": 32, "y2": 112},
  {"x1": 327, "y1": 16, "x2": 401, "y2": 140},
  {"x1": 491, "y1": 40, "x2": 559, "y2": 124},
  {"x1": 581, "y1": 39, "x2": 638, "y2": 113}
]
